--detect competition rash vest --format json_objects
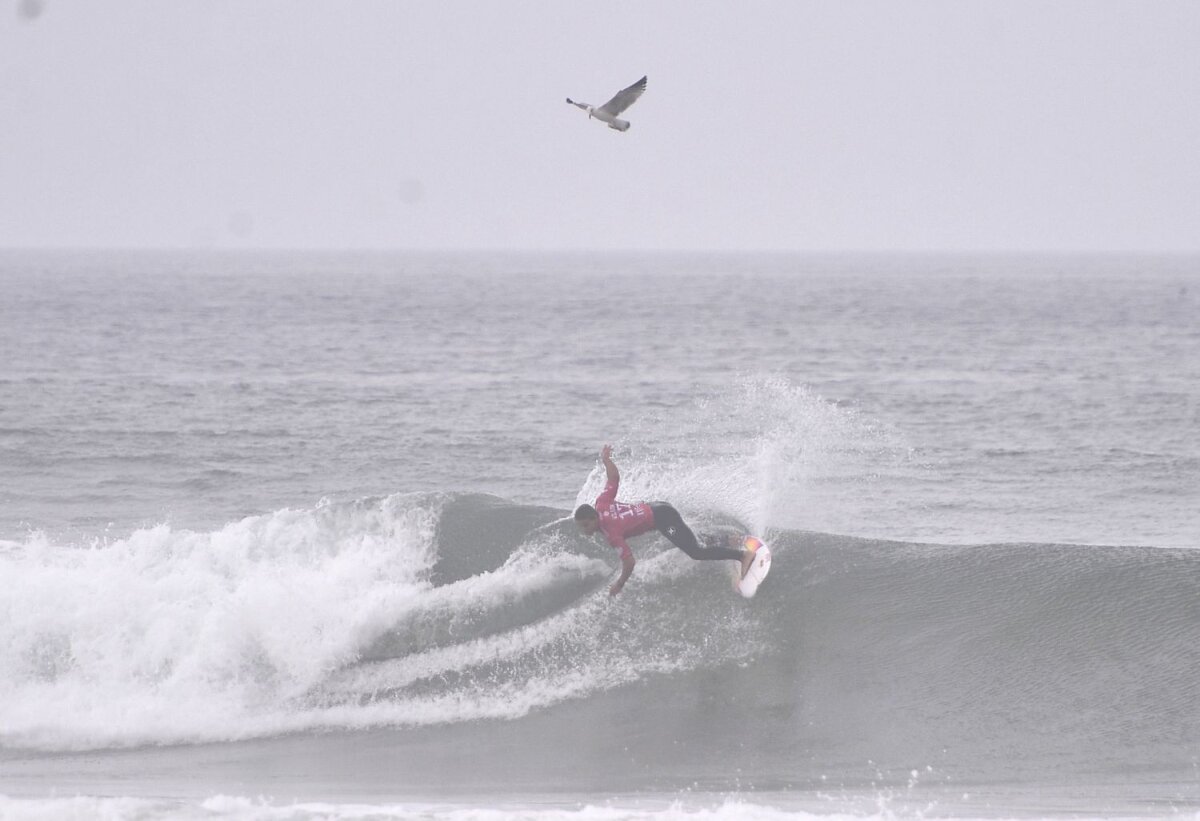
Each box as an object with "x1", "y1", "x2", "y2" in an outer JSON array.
[{"x1": 595, "y1": 477, "x2": 655, "y2": 562}]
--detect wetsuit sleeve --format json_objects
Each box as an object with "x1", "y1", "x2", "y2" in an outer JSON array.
[
  {"x1": 606, "y1": 534, "x2": 633, "y2": 563},
  {"x1": 595, "y1": 479, "x2": 618, "y2": 511}
]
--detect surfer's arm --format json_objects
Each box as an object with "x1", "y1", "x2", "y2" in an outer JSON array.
[
  {"x1": 601, "y1": 444, "x2": 619, "y2": 487},
  {"x1": 595, "y1": 445, "x2": 620, "y2": 509},
  {"x1": 609, "y1": 540, "x2": 635, "y2": 596}
]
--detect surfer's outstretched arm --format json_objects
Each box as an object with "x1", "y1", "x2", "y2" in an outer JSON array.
[
  {"x1": 601, "y1": 444, "x2": 619, "y2": 487},
  {"x1": 609, "y1": 540, "x2": 635, "y2": 596}
]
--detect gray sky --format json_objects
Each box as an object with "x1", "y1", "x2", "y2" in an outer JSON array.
[{"x1": 3, "y1": 1, "x2": 1198, "y2": 252}]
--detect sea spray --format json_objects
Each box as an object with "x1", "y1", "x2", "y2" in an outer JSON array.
[{"x1": 575, "y1": 376, "x2": 909, "y2": 536}]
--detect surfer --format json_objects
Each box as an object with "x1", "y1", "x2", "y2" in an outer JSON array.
[{"x1": 575, "y1": 444, "x2": 757, "y2": 596}]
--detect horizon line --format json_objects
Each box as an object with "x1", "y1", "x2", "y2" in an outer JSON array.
[{"x1": 2, "y1": 245, "x2": 1198, "y2": 258}]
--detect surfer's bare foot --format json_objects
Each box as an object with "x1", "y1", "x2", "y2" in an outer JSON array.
[{"x1": 739, "y1": 549, "x2": 756, "y2": 579}]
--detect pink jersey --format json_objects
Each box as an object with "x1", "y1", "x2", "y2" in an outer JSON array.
[{"x1": 595, "y1": 478, "x2": 655, "y2": 562}]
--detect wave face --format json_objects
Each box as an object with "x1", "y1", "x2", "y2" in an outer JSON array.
[{"x1": 2, "y1": 494, "x2": 1198, "y2": 791}]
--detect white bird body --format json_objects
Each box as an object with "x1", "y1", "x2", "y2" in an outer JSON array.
[{"x1": 567, "y1": 76, "x2": 646, "y2": 132}]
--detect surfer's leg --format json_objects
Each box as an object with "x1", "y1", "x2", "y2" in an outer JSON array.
[{"x1": 650, "y1": 504, "x2": 743, "y2": 561}]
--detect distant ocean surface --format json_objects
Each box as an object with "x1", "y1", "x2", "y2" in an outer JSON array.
[{"x1": 1, "y1": 250, "x2": 1198, "y2": 819}]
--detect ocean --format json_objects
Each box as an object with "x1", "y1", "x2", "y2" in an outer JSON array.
[{"x1": 0, "y1": 250, "x2": 1197, "y2": 819}]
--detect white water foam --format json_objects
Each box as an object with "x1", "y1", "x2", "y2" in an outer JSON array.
[
  {"x1": 0, "y1": 793, "x2": 996, "y2": 821},
  {"x1": 301, "y1": 546, "x2": 758, "y2": 735},
  {"x1": 0, "y1": 493, "x2": 757, "y2": 752},
  {"x1": 0, "y1": 494, "x2": 441, "y2": 751}
]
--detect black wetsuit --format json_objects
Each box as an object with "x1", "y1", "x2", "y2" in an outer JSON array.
[{"x1": 650, "y1": 503, "x2": 743, "y2": 561}]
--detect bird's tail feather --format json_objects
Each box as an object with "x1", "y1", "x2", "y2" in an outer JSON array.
[{"x1": 608, "y1": 119, "x2": 631, "y2": 132}]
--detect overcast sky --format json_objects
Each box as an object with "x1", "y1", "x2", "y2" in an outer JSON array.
[{"x1": 3, "y1": 1, "x2": 1198, "y2": 252}]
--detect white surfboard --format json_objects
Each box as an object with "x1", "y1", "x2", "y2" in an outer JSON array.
[{"x1": 734, "y1": 536, "x2": 772, "y2": 599}]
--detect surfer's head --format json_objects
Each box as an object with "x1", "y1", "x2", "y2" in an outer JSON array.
[{"x1": 573, "y1": 504, "x2": 600, "y2": 535}]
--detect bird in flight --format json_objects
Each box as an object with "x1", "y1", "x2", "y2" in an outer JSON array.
[{"x1": 566, "y1": 76, "x2": 647, "y2": 132}]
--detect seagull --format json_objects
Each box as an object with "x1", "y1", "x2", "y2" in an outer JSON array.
[{"x1": 566, "y1": 76, "x2": 647, "y2": 132}]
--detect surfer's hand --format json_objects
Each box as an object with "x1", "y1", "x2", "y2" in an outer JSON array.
[
  {"x1": 601, "y1": 444, "x2": 613, "y2": 461},
  {"x1": 610, "y1": 555, "x2": 633, "y2": 597}
]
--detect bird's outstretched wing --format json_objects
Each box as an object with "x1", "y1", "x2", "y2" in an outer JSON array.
[{"x1": 596, "y1": 76, "x2": 647, "y2": 117}]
